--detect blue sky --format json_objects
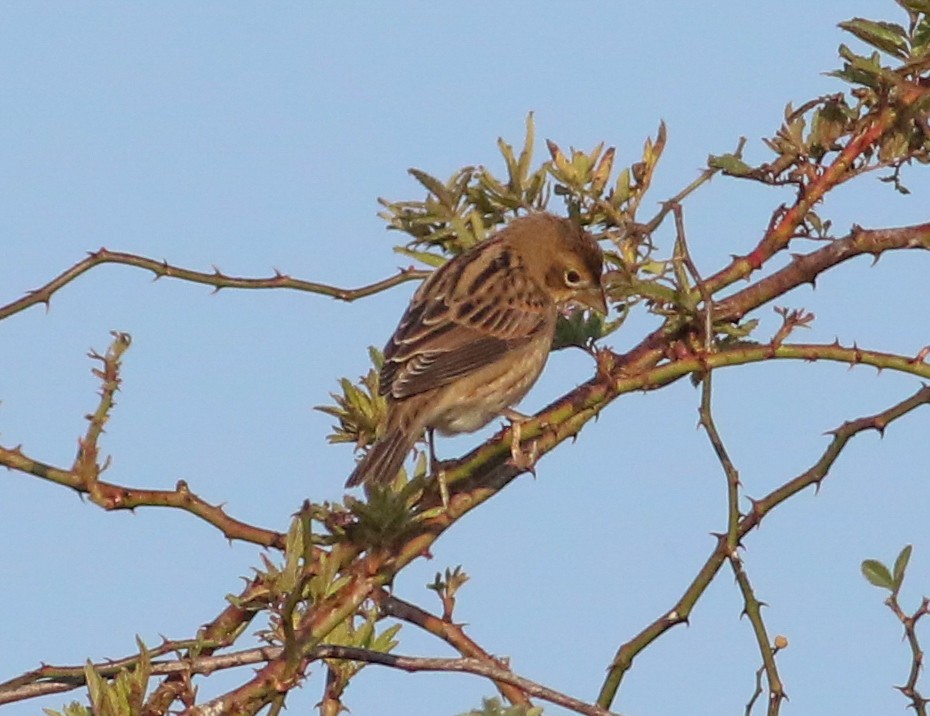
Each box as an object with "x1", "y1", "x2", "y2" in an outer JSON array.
[{"x1": 2, "y1": 2, "x2": 929, "y2": 715}]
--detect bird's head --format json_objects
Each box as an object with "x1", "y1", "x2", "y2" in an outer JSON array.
[{"x1": 511, "y1": 213, "x2": 608, "y2": 314}]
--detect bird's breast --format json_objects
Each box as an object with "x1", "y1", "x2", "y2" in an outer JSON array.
[{"x1": 427, "y1": 338, "x2": 550, "y2": 435}]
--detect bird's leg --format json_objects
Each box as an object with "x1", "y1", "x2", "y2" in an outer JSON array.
[
  {"x1": 501, "y1": 408, "x2": 539, "y2": 475},
  {"x1": 427, "y1": 428, "x2": 439, "y2": 474},
  {"x1": 427, "y1": 428, "x2": 450, "y2": 508}
]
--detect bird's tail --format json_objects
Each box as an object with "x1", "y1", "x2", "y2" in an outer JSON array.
[{"x1": 345, "y1": 427, "x2": 417, "y2": 487}]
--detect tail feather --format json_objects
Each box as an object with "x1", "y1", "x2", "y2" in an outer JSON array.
[{"x1": 345, "y1": 428, "x2": 416, "y2": 487}]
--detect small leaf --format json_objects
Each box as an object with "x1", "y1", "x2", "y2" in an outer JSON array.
[
  {"x1": 516, "y1": 112, "x2": 536, "y2": 185},
  {"x1": 839, "y1": 18, "x2": 909, "y2": 59},
  {"x1": 546, "y1": 139, "x2": 575, "y2": 181},
  {"x1": 610, "y1": 167, "x2": 632, "y2": 206},
  {"x1": 896, "y1": 0, "x2": 930, "y2": 13},
  {"x1": 408, "y1": 168, "x2": 454, "y2": 207},
  {"x1": 893, "y1": 544, "x2": 913, "y2": 592},
  {"x1": 590, "y1": 146, "x2": 616, "y2": 194},
  {"x1": 708, "y1": 153, "x2": 752, "y2": 176},
  {"x1": 552, "y1": 310, "x2": 604, "y2": 350},
  {"x1": 914, "y1": 16, "x2": 930, "y2": 54},
  {"x1": 497, "y1": 136, "x2": 519, "y2": 190},
  {"x1": 861, "y1": 559, "x2": 894, "y2": 590},
  {"x1": 393, "y1": 246, "x2": 447, "y2": 267}
]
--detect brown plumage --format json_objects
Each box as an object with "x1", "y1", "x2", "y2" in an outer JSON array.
[{"x1": 346, "y1": 212, "x2": 607, "y2": 487}]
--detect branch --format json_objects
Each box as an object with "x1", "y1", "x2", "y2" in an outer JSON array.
[
  {"x1": 0, "y1": 445, "x2": 285, "y2": 549},
  {"x1": 0, "y1": 333, "x2": 285, "y2": 549},
  {"x1": 596, "y1": 385, "x2": 930, "y2": 709},
  {"x1": 698, "y1": 373, "x2": 740, "y2": 548},
  {"x1": 887, "y1": 595, "x2": 930, "y2": 715},
  {"x1": 716, "y1": 222, "x2": 930, "y2": 323},
  {"x1": 705, "y1": 104, "x2": 901, "y2": 293},
  {"x1": 1, "y1": 572, "x2": 276, "y2": 709},
  {"x1": 379, "y1": 591, "x2": 532, "y2": 707},
  {"x1": 730, "y1": 556, "x2": 785, "y2": 716},
  {"x1": 4, "y1": 644, "x2": 615, "y2": 716},
  {"x1": 311, "y1": 645, "x2": 617, "y2": 716},
  {"x1": 0, "y1": 248, "x2": 429, "y2": 320},
  {"x1": 142, "y1": 571, "x2": 277, "y2": 715},
  {"x1": 697, "y1": 372, "x2": 785, "y2": 714}
]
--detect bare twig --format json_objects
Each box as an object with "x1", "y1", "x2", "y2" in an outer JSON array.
[
  {"x1": 745, "y1": 640, "x2": 787, "y2": 716},
  {"x1": 597, "y1": 385, "x2": 930, "y2": 709},
  {"x1": 715, "y1": 222, "x2": 930, "y2": 324},
  {"x1": 886, "y1": 594, "x2": 929, "y2": 714},
  {"x1": 0, "y1": 248, "x2": 429, "y2": 321},
  {"x1": 3, "y1": 642, "x2": 618, "y2": 716},
  {"x1": 730, "y1": 556, "x2": 785, "y2": 716},
  {"x1": 0, "y1": 334, "x2": 285, "y2": 549},
  {"x1": 696, "y1": 370, "x2": 786, "y2": 714},
  {"x1": 698, "y1": 373, "x2": 741, "y2": 550},
  {"x1": 0, "y1": 445, "x2": 285, "y2": 549},
  {"x1": 379, "y1": 591, "x2": 532, "y2": 707}
]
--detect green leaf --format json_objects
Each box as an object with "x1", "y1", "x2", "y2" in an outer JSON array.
[
  {"x1": 839, "y1": 18, "x2": 909, "y2": 59},
  {"x1": 893, "y1": 544, "x2": 913, "y2": 592},
  {"x1": 861, "y1": 558, "x2": 894, "y2": 590},
  {"x1": 830, "y1": 44, "x2": 885, "y2": 88},
  {"x1": 708, "y1": 153, "x2": 752, "y2": 176},
  {"x1": 611, "y1": 166, "x2": 632, "y2": 206},
  {"x1": 895, "y1": 0, "x2": 930, "y2": 15},
  {"x1": 408, "y1": 168, "x2": 454, "y2": 207},
  {"x1": 590, "y1": 146, "x2": 615, "y2": 194},
  {"x1": 393, "y1": 246, "x2": 447, "y2": 268},
  {"x1": 497, "y1": 136, "x2": 519, "y2": 190},
  {"x1": 552, "y1": 310, "x2": 604, "y2": 350},
  {"x1": 913, "y1": 16, "x2": 930, "y2": 55},
  {"x1": 516, "y1": 112, "x2": 535, "y2": 186}
]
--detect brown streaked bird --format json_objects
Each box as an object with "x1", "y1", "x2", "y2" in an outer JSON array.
[{"x1": 346, "y1": 212, "x2": 607, "y2": 488}]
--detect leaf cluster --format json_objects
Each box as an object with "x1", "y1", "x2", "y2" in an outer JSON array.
[
  {"x1": 712, "y1": 5, "x2": 930, "y2": 198},
  {"x1": 44, "y1": 641, "x2": 151, "y2": 716},
  {"x1": 862, "y1": 544, "x2": 913, "y2": 597}
]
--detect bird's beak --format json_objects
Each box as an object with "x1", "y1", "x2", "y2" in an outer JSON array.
[{"x1": 576, "y1": 286, "x2": 609, "y2": 315}]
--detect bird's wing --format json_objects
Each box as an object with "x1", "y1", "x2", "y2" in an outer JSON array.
[{"x1": 380, "y1": 246, "x2": 553, "y2": 399}]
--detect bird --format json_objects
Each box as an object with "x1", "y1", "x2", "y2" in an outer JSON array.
[{"x1": 345, "y1": 212, "x2": 607, "y2": 488}]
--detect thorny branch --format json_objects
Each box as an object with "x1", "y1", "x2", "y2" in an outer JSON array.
[
  {"x1": 378, "y1": 590, "x2": 532, "y2": 707},
  {"x1": 0, "y1": 247, "x2": 430, "y2": 321},
  {"x1": 4, "y1": 37, "x2": 930, "y2": 711},
  {"x1": 596, "y1": 385, "x2": 930, "y2": 709},
  {"x1": 886, "y1": 592, "x2": 930, "y2": 714},
  {"x1": 0, "y1": 332, "x2": 285, "y2": 549},
  {"x1": 1, "y1": 644, "x2": 615, "y2": 716}
]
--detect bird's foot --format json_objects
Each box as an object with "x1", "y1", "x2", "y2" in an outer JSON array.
[
  {"x1": 436, "y1": 465, "x2": 450, "y2": 509},
  {"x1": 502, "y1": 410, "x2": 539, "y2": 475}
]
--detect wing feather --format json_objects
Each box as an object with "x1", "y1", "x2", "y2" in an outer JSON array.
[{"x1": 380, "y1": 240, "x2": 553, "y2": 400}]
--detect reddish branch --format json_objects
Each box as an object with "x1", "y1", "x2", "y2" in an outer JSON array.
[
  {"x1": 2, "y1": 85, "x2": 929, "y2": 712},
  {"x1": 716, "y1": 222, "x2": 930, "y2": 322},
  {"x1": 705, "y1": 104, "x2": 900, "y2": 292},
  {"x1": 0, "y1": 446, "x2": 285, "y2": 549}
]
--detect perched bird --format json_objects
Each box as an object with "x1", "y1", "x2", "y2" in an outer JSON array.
[{"x1": 346, "y1": 212, "x2": 607, "y2": 487}]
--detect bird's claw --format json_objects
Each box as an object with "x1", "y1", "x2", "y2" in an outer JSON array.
[
  {"x1": 436, "y1": 466, "x2": 450, "y2": 509},
  {"x1": 507, "y1": 419, "x2": 539, "y2": 475}
]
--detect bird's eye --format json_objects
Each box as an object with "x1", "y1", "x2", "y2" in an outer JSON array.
[{"x1": 564, "y1": 268, "x2": 583, "y2": 287}]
